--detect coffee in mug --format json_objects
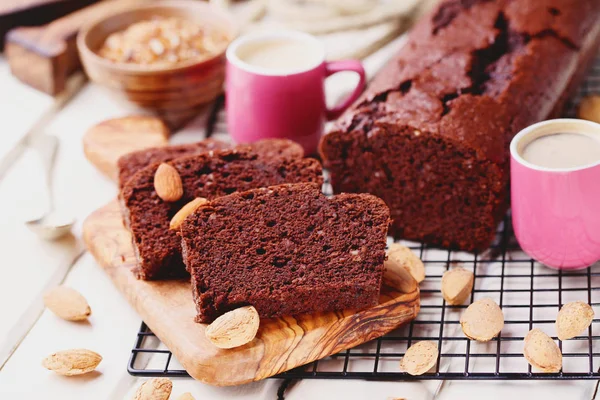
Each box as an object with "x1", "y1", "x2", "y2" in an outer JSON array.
[
  {"x1": 226, "y1": 30, "x2": 366, "y2": 154},
  {"x1": 510, "y1": 119, "x2": 600, "y2": 269},
  {"x1": 521, "y1": 132, "x2": 600, "y2": 169},
  {"x1": 235, "y1": 38, "x2": 322, "y2": 71}
]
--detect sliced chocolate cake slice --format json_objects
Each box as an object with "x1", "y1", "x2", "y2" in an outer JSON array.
[
  {"x1": 180, "y1": 182, "x2": 391, "y2": 323},
  {"x1": 121, "y1": 149, "x2": 323, "y2": 280},
  {"x1": 117, "y1": 139, "x2": 230, "y2": 188},
  {"x1": 117, "y1": 139, "x2": 305, "y2": 188}
]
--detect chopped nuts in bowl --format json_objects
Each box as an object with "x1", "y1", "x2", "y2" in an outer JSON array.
[
  {"x1": 98, "y1": 17, "x2": 230, "y2": 66},
  {"x1": 77, "y1": 1, "x2": 237, "y2": 127}
]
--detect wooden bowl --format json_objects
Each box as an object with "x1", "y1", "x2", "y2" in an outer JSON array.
[{"x1": 77, "y1": 0, "x2": 237, "y2": 127}]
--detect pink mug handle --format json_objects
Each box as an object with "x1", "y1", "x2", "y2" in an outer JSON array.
[{"x1": 325, "y1": 60, "x2": 366, "y2": 120}]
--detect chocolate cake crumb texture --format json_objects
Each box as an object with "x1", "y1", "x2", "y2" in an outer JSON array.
[
  {"x1": 121, "y1": 146, "x2": 323, "y2": 280},
  {"x1": 320, "y1": 0, "x2": 600, "y2": 251},
  {"x1": 181, "y1": 183, "x2": 391, "y2": 323}
]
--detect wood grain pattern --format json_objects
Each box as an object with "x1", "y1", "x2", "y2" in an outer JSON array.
[
  {"x1": 83, "y1": 201, "x2": 420, "y2": 386},
  {"x1": 5, "y1": 0, "x2": 143, "y2": 95},
  {"x1": 82, "y1": 115, "x2": 170, "y2": 181}
]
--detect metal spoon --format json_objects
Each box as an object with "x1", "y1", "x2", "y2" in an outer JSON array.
[{"x1": 25, "y1": 135, "x2": 75, "y2": 240}]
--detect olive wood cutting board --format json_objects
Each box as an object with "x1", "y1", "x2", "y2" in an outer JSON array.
[{"x1": 83, "y1": 200, "x2": 420, "y2": 386}]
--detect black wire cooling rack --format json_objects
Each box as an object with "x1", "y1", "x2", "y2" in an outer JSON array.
[{"x1": 127, "y1": 55, "x2": 600, "y2": 380}]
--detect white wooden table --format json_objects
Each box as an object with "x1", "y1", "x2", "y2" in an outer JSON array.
[{"x1": 0, "y1": 36, "x2": 598, "y2": 400}]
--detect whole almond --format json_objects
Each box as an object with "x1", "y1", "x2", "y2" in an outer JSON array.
[
  {"x1": 177, "y1": 394, "x2": 195, "y2": 400},
  {"x1": 384, "y1": 258, "x2": 417, "y2": 293},
  {"x1": 133, "y1": 378, "x2": 172, "y2": 400},
  {"x1": 154, "y1": 163, "x2": 183, "y2": 202},
  {"x1": 556, "y1": 301, "x2": 594, "y2": 340},
  {"x1": 399, "y1": 341, "x2": 438, "y2": 376},
  {"x1": 384, "y1": 244, "x2": 425, "y2": 293},
  {"x1": 523, "y1": 328, "x2": 562, "y2": 373},
  {"x1": 169, "y1": 197, "x2": 208, "y2": 230},
  {"x1": 441, "y1": 267, "x2": 474, "y2": 305},
  {"x1": 42, "y1": 349, "x2": 102, "y2": 376},
  {"x1": 43, "y1": 286, "x2": 91, "y2": 321},
  {"x1": 578, "y1": 95, "x2": 600, "y2": 124},
  {"x1": 460, "y1": 298, "x2": 504, "y2": 341},
  {"x1": 205, "y1": 306, "x2": 260, "y2": 349}
]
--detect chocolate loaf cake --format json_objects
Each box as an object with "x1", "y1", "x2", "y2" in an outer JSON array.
[
  {"x1": 320, "y1": 0, "x2": 600, "y2": 251},
  {"x1": 121, "y1": 149, "x2": 323, "y2": 280},
  {"x1": 117, "y1": 139, "x2": 305, "y2": 188},
  {"x1": 180, "y1": 183, "x2": 391, "y2": 323}
]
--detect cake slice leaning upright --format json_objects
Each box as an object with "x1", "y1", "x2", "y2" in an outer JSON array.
[
  {"x1": 121, "y1": 147, "x2": 323, "y2": 280},
  {"x1": 181, "y1": 182, "x2": 391, "y2": 323}
]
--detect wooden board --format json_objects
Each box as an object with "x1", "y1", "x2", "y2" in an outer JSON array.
[
  {"x1": 83, "y1": 200, "x2": 420, "y2": 386},
  {"x1": 5, "y1": 0, "x2": 144, "y2": 95}
]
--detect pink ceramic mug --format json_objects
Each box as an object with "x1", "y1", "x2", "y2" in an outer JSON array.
[
  {"x1": 225, "y1": 30, "x2": 366, "y2": 154},
  {"x1": 511, "y1": 119, "x2": 600, "y2": 269}
]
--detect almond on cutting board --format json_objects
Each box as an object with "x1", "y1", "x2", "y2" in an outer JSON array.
[
  {"x1": 205, "y1": 306, "x2": 260, "y2": 349},
  {"x1": 441, "y1": 267, "x2": 474, "y2": 305},
  {"x1": 42, "y1": 349, "x2": 102, "y2": 376},
  {"x1": 43, "y1": 286, "x2": 91, "y2": 321},
  {"x1": 460, "y1": 298, "x2": 504, "y2": 341},
  {"x1": 556, "y1": 301, "x2": 594, "y2": 340},
  {"x1": 133, "y1": 378, "x2": 173, "y2": 400},
  {"x1": 523, "y1": 328, "x2": 562, "y2": 373},
  {"x1": 578, "y1": 95, "x2": 600, "y2": 124},
  {"x1": 399, "y1": 341, "x2": 438, "y2": 376},
  {"x1": 169, "y1": 197, "x2": 208, "y2": 230},
  {"x1": 383, "y1": 244, "x2": 425, "y2": 293},
  {"x1": 154, "y1": 162, "x2": 183, "y2": 202}
]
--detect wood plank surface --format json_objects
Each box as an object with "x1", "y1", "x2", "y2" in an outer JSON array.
[{"x1": 83, "y1": 200, "x2": 420, "y2": 386}]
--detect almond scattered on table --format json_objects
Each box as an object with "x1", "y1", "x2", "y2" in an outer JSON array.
[
  {"x1": 43, "y1": 286, "x2": 91, "y2": 321},
  {"x1": 42, "y1": 349, "x2": 102, "y2": 376},
  {"x1": 523, "y1": 328, "x2": 562, "y2": 373},
  {"x1": 177, "y1": 393, "x2": 195, "y2": 400},
  {"x1": 578, "y1": 95, "x2": 600, "y2": 124},
  {"x1": 133, "y1": 378, "x2": 173, "y2": 400},
  {"x1": 556, "y1": 301, "x2": 594, "y2": 340},
  {"x1": 170, "y1": 197, "x2": 208, "y2": 230},
  {"x1": 383, "y1": 244, "x2": 425, "y2": 293},
  {"x1": 460, "y1": 298, "x2": 504, "y2": 342},
  {"x1": 441, "y1": 267, "x2": 474, "y2": 305},
  {"x1": 205, "y1": 306, "x2": 260, "y2": 349},
  {"x1": 399, "y1": 341, "x2": 438, "y2": 376},
  {"x1": 154, "y1": 163, "x2": 183, "y2": 202}
]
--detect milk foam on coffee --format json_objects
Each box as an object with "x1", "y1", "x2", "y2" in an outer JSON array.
[
  {"x1": 237, "y1": 39, "x2": 321, "y2": 71},
  {"x1": 521, "y1": 132, "x2": 600, "y2": 169}
]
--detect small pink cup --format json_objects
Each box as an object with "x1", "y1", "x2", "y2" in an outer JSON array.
[
  {"x1": 510, "y1": 119, "x2": 600, "y2": 270},
  {"x1": 225, "y1": 30, "x2": 366, "y2": 155}
]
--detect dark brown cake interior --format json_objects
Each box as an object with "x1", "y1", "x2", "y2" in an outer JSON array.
[
  {"x1": 320, "y1": 0, "x2": 600, "y2": 251},
  {"x1": 121, "y1": 150, "x2": 323, "y2": 280},
  {"x1": 117, "y1": 139, "x2": 230, "y2": 188},
  {"x1": 117, "y1": 138, "x2": 305, "y2": 188},
  {"x1": 181, "y1": 183, "x2": 391, "y2": 323}
]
